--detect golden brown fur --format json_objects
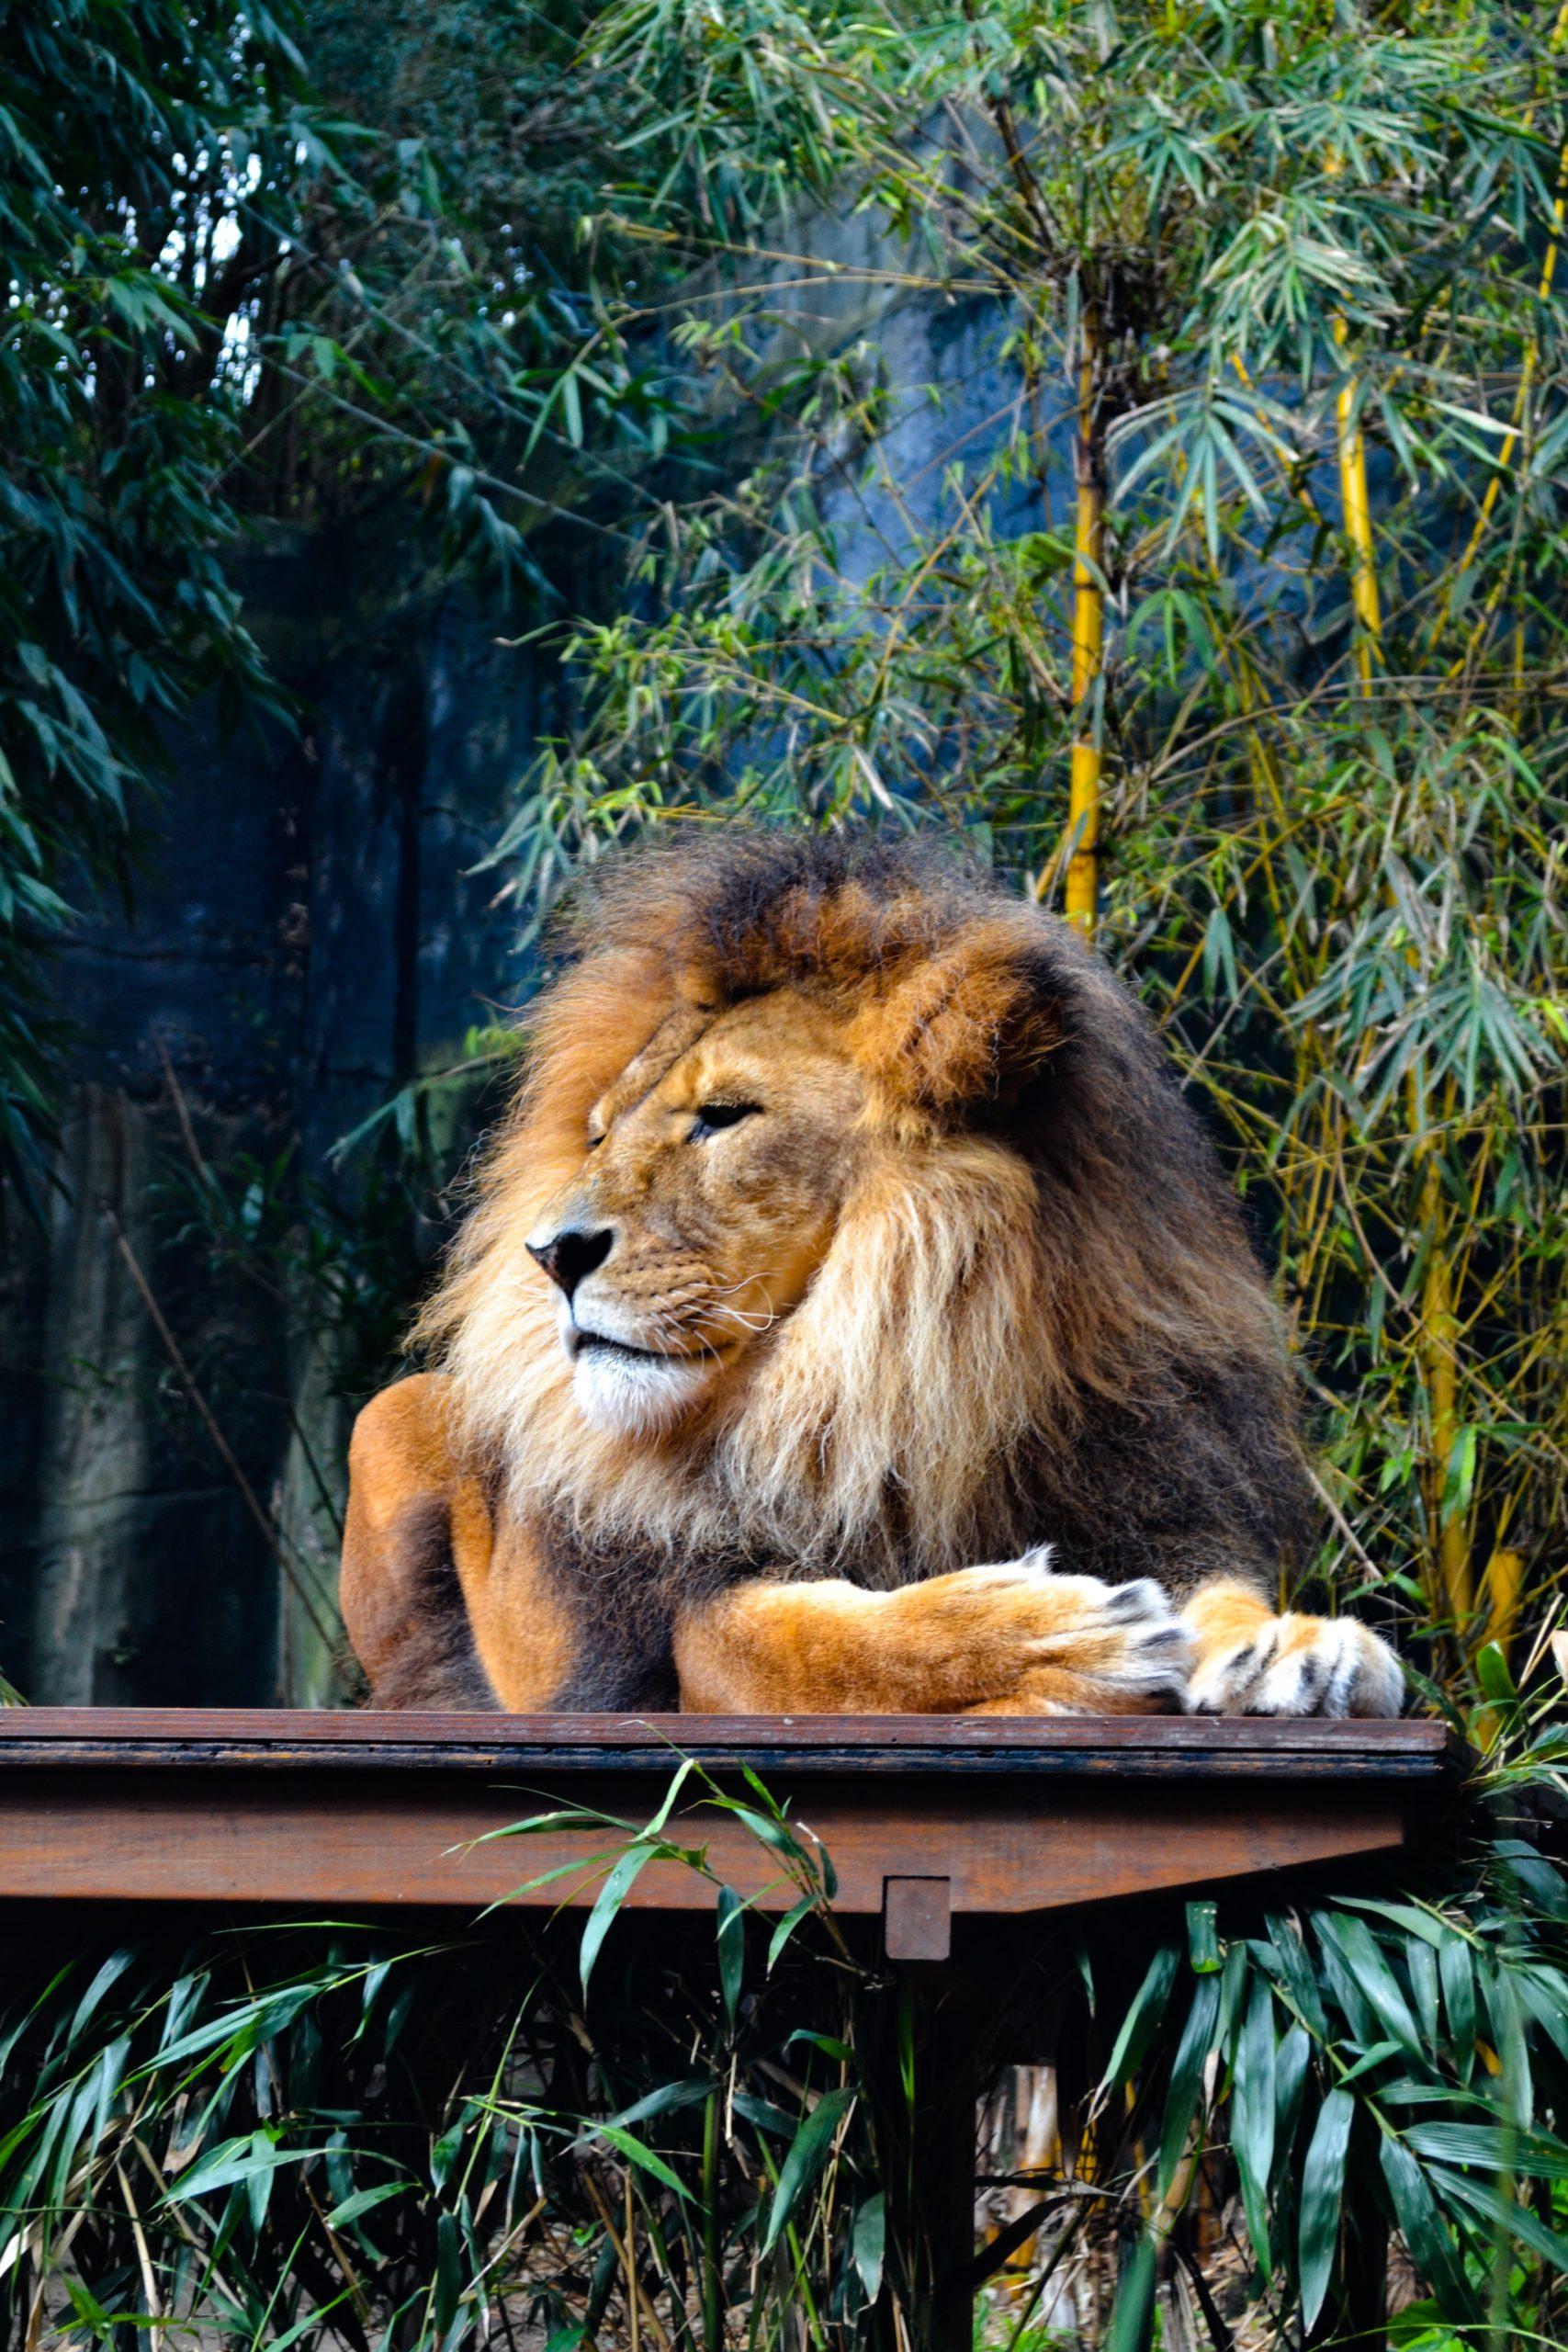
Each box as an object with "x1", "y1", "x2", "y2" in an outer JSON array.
[{"x1": 340, "y1": 831, "x2": 1403, "y2": 1718}]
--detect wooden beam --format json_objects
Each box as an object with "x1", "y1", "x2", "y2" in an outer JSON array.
[{"x1": 0, "y1": 1712, "x2": 1454, "y2": 1913}]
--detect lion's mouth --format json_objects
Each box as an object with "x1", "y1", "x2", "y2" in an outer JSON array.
[
  {"x1": 572, "y1": 1330, "x2": 674, "y2": 1365},
  {"x1": 565, "y1": 1316, "x2": 716, "y2": 1436}
]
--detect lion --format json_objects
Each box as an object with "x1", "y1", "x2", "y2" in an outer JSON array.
[{"x1": 340, "y1": 831, "x2": 1402, "y2": 1720}]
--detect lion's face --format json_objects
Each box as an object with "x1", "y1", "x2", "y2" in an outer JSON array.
[{"x1": 525, "y1": 989, "x2": 873, "y2": 1435}]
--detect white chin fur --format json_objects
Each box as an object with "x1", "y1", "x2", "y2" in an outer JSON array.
[{"x1": 571, "y1": 1346, "x2": 711, "y2": 1437}]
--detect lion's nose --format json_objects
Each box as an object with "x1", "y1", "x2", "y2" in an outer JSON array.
[{"x1": 527, "y1": 1226, "x2": 615, "y2": 1301}]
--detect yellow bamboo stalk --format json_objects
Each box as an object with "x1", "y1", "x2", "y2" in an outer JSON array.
[
  {"x1": 1417, "y1": 1144, "x2": 1472, "y2": 1628},
  {"x1": 1066, "y1": 321, "x2": 1104, "y2": 935},
  {"x1": 1001, "y1": 2066, "x2": 1060, "y2": 2282},
  {"x1": 1337, "y1": 318, "x2": 1473, "y2": 1627},
  {"x1": 1483, "y1": 1547, "x2": 1526, "y2": 1659},
  {"x1": 1334, "y1": 334, "x2": 1382, "y2": 687}
]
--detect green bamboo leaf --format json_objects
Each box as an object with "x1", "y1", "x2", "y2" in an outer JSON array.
[
  {"x1": 1436, "y1": 2165, "x2": 1568, "y2": 2268},
  {"x1": 1318, "y1": 1916, "x2": 1421, "y2": 2054},
  {"x1": 720, "y1": 1802, "x2": 807, "y2": 1866},
  {"x1": 730, "y1": 2089, "x2": 795, "y2": 2138},
  {"x1": 852, "y1": 2191, "x2": 886, "y2": 2301},
  {"x1": 595, "y1": 2079, "x2": 713, "y2": 2137},
  {"x1": 1107, "y1": 2231, "x2": 1156, "y2": 2352},
  {"x1": 1439, "y1": 1937, "x2": 1475, "y2": 2081},
  {"x1": 164, "y1": 2132, "x2": 310, "y2": 2207},
  {"x1": 560, "y1": 369, "x2": 583, "y2": 447},
  {"x1": 1379, "y1": 2134, "x2": 1479, "y2": 2319},
  {"x1": 1329, "y1": 1900, "x2": 1434, "y2": 1960},
  {"x1": 1475, "y1": 1642, "x2": 1515, "y2": 1705},
  {"x1": 1275, "y1": 2021, "x2": 1311, "y2": 2162},
  {"x1": 1482, "y1": 1964, "x2": 1532, "y2": 2128},
  {"x1": 580, "y1": 1844, "x2": 657, "y2": 1993},
  {"x1": 716, "y1": 1886, "x2": 744, "y2": 2028},
  {"x1": 1100, "y1": 1942, "x2": 1179, "y2": 2096},
  {"x1": 581, "y1": 2122, "x2": 691, "y2": 2199},
  {"x1": 1513, "y1": 1963, "x2": 1568, "y2": 2065},
  {"x1": 323, "y1": 2183, "x2": 406, "y2": 2229},
  {"x1": 1233, "y1": 1975, "x2": 1277, "y2": 2276},
  {"x1": 1157, "y1": 1974, "x2": 1221, "y2": 2196},
  {"x1": 784, "y1": 2030, "x2": 853, "y2": 2064},
  {"x1": 1407, "y1": 2120, "x2": 1568, "y2": 2180},
  {"x1": 261, "y1": 2286, "x2": 361, "y2": 2352},
  {"x1": 1335, "y1": 2038, "x2": 1404, "y2": 2087},
  {"x1": 1187, "y1": 1901, "x2": 1222, "y2": 1973},
  {"x1": 644, "y1": 1758, "x2": 696, "y2": 1838},
  {"x1": 1408, "y1": 1937, "x2": 1439, "y2": 2046},
  {"x1": 761, "y1": 2085, "x2": 854, "y2": 2254},
  {"x1": 434, "y1": 2209, "x2": 462, "y2": 2335},
  {"x1": 66, "y1": 1951, "x2": 137, "y2": 2046},
  {"x1": 766, "y1": 1894, "x2": 816, "y2": 1972},
  {"x1": 1298, "y1": 2089, "x2": 1354, "y2": 2328},
  {"x1": 1262, "y1": 1915, "x2": 1327, "y2": 2040}
]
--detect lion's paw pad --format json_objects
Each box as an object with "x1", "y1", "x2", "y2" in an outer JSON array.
[{"x1": 1189, "y1": 1614, "x2": 1403, "y2": 1719}]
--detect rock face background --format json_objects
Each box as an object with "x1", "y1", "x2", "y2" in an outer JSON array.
[{"x1": 0, "y1": 523, "x2": 562, "y2": 1705}]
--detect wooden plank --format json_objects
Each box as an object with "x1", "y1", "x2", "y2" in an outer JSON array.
[
  {"x1": 0, "y1": 1710, "x2": 1455, "y2": 1779},
  {"x1": 0, "y1": 1770, "x2": 1415, "y2": 1912},
  {"x1": 0, "y1": 1713, "x2": 1451, "y2": 1913},
  {"x1": 0, "y1": 1792, "x2": 1408, "y2": 1912}
]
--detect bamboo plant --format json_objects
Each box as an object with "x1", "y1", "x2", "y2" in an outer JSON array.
[{"x1": 487, "y1": 0, "x2": 1568, "y2": 1693}]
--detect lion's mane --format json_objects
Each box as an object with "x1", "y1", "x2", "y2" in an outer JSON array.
[{"x1": 417, "y1": 831, "x2": 1313, "y2": 1690}]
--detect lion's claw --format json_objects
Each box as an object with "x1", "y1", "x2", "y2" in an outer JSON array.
[
  {"x1": 932, "y1": 1558, "x2": 1194, "y2": 1715},
  {"x1": 1187, "y1": 1612, "x2": 1403, "y2": 1719}
]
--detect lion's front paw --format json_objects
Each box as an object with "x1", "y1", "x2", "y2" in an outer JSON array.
[
  {"x1": 1187, "y1": 1611, "x2": 1403, "y2": 1719},
  {"x1": 929, "y1": 1555, "x2": 1194, "y2": 1716}
]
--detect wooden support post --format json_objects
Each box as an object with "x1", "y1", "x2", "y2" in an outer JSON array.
[
  {"x1": 884, "y1": 1875, "x2": 952, "y2": 1965},
  {"x1": 872, "y1": 1878, "x2": 980, "y2": 2352}
]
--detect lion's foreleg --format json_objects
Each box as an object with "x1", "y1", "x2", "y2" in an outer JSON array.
[
  {"x1": 1180, "y1": 1577, "x2": 1404, "y2": 1718},
  {"x1": 342, "y1": 1374, "x2": 579, "y2": 1711},
  {"x1": 673, "y1": 1555, "x2": 1192, "y2": 1715}
]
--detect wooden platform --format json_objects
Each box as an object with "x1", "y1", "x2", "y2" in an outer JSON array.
[
  {"x1": 0, "y1": 1711, "x2": 1455, "y2": 1951},
  {"x1": 0, "y1": 1709, "x2": 1456, "y2": 2352}
]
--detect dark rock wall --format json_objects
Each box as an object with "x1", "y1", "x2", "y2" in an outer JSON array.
[{"x1": 0, "y1": 526, "x2": 555, "y2": 1705}]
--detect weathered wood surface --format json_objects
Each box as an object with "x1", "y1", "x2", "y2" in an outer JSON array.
[
  {"x1": 0, "y1": 1710, "x2": 1451, "y2": 1772},
  {"x1": 0, "y1": 1711, "x2": 1455, "y2": 1915}
]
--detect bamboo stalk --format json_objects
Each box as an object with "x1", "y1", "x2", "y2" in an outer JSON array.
[
  {"x1": 1418, "y1": 1146, "x2": 1472, "y2": 1629},
  {"x1": 1336, "y1": 313, "x2": 1474, "y2": 1631},
  {"x1": 701, "y1": 2085, "x2": 723, "y2": 2352},
  {"x1": 1334, "y1": 336, "x2": 1382, "y2": 688},
  {"x1": 1483, "y1": 1548, "x2": 1526, "y2": 1660},
  {"x1": 1002, "y1": 2067, "x2": 1060, "y2": 2281},
  {"x1": 1066, "y1": 315, "x2": 1105, "y2": 935}
]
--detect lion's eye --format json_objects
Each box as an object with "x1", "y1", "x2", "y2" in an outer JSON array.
[
  {"x1": 690, "y1": 1102, "x2": 760, "y2": 1142},
  {"x1": 585, "y1": 1131, "x2": 605, "y2": 1151}
]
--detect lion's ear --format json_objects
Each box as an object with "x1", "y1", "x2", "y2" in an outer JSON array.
[{"x1": 852, "y1": 918, "x2": 1064, "y2": 1113}]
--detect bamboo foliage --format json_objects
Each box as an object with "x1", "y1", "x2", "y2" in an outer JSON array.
[
  {"x1": 1332, "y1": 321, "x2": 1473, "y2": 1634},
  {"x1": 485, "y1": 0, "x2": 1567, "y2": 1704}
]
